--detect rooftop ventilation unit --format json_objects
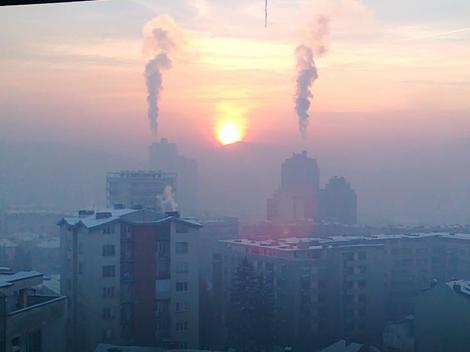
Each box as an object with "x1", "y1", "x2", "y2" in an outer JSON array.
[
  {"x1": 96, "y1": 212, "x2": 112, "y2": 220},
  {"x1": 78, "y1": 210, "x2": 95, "y2": 217}
]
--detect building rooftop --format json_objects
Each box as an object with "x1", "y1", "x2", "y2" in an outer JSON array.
[
  {"x1": 59, "y1": 208, "x2": 139, "y2": 229},
  {"x1": 319, "y1": 340, "x2": 364, "y2": 352},
  {"x1": 0, "y1": 271, "x2": 43, "y2": 289},
  {"x1": 222, "y1": 232, "x2": 464, "y2": 252},
  {"x1": 59, "y1": 208, "x2": 202, "y2": 230},
  {"x1": 107, "y1": 170, "x2": 177, "y2": 179},
  {"x1": 446, "y1": 279, "x2": 470, "y2": 297}
]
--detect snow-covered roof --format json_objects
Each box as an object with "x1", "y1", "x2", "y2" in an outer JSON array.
[
  {"x1": 59, "y1": 208, "x2": 202, "y2": 230},
  {"x1": 0, "y1": 271, "x2": 43, "y2": 289},
  {"x1": 59, "y1": 208, "x2": 139, "y2": 229},
  {"x1": 222, "y1": 232, "x2": 468, "y2": 252}
]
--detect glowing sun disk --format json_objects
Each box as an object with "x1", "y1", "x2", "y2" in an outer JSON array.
[{"x1": 217, "y1": 121, "x2": 243, "y2": 145}]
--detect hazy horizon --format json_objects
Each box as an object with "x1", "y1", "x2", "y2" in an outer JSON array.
[{"x1": 1, "y1": 0, "x2": 470, "y2": 225}]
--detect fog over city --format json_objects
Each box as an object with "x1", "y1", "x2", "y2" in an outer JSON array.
[{"x1": 1, "y1": 0, "x2": 470, "y2": 351}]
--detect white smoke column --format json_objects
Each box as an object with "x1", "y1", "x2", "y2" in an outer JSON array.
[
  {"x1": 294, "y1": 16, "x2": 330, "y2": 137},
  {"x1": 295, "y1": 45, "x2": 318, "y2": 137},
  {"x1": 143, "y1": 17, "x2": 181, "y2": 136},
  {"x1": 145, "y1": 53, "x2": 172, "y2": 134},
  {"x1": 157, "y1": 184, "x2": 178, "y2": 212}
]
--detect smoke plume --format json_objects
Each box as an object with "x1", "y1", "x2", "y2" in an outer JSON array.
[
  {"x1": 295, "y1": 45, "x2": 318, "y2": 137},
  {"x1": 294, "y1": 16, "x2": 330, "y2": 137},
  {"x1": 143, "y1": 19, "x2": 179, "y2": 136},
  {"x1": 157, "y1": 184, "x2": 178, "y2": 212},
  {"x1": 145, "y1": 53, "x2": 172, "y2": 134}
]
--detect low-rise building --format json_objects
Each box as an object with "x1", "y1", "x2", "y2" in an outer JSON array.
[
  {"x1": 414, "y1": 279, "x2": 470, "y2": 352},
  {"x1": 0, "y1": 270, "x2": 67, "y2": 352}
]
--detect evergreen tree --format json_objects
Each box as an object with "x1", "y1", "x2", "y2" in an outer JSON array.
[{"x1": 228, "y1": 257, "x2": 274, "y2": 352}]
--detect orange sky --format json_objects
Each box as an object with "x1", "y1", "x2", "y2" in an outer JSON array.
[{"x1": 1, "y1": 0, "x2": 470, "y2": 156}]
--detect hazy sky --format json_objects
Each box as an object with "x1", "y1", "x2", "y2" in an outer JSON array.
[
  {"x1": 1, "y1": 0, "x2": 470, "y2": 153},
  {"x1": 1, "y1": 0, "x2": 470, "y2": 223}
]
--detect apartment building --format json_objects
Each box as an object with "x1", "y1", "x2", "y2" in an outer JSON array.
[
  {"x1": 0, "y1": 270, "x2": 67, "y2": 352},
  {"x1": 58, "y1": 207, "x2": 202, "y2": 352},
  {"x1": 213, "y1": 232, "x2": 470, "y2": 348},
  {"x1": 213, "y1": 237, "x2": 385, "y2": 347}
]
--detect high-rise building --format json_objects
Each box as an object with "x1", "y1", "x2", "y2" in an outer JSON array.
[
  {"x1": 149, "y1": 139, "x2": 198, "y2": 216},
  {"x1": 267, "y1": 151, "x2": 320, "y2": 223},
  {"x1": 320, "y1": 176, "x2": 357, "y2": 225},
  {"x1": 267, "y1": 152, "x2": 358, "y2": 226},
  {"x1": 59, "y1": 207, "x2": 202, "y2": 351},
  {"x1": 106, "y1": 170, "x2": 177, "y2": 210}
]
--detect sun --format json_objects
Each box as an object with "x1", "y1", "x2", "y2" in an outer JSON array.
[{"x1": 216, "y1": 121, "x2": 244, "y2": 145}]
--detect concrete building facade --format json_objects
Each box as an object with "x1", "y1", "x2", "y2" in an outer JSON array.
[
  {"x1": 212, "y1": 232, "x2": 470, "y2": 348},
  {"x1": 59, "y1": 208, "x2": 202, "y2": 352}
]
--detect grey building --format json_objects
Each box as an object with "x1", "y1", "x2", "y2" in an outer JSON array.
[
  {"x1": 212, "y1": 232, "x2": 470, "y2": 349},
  {"x1": 0, "y1": 270, "x2": 67, "y2": 352},
  {"x1": 414, "y1": 279, "x2": 470, "y2": 352},
  {"x1": 59, "y1": 207, "x2": 202, "y2": 352},
  {"x1": 320, "y1": 176, "x2": 357, "y2": 225},
  {"x1": 267, "y1": 152, "x2": 358, "y2": 225},
  {"x1": 267, "y1": 151, "x2": 320, "y2": 223}
]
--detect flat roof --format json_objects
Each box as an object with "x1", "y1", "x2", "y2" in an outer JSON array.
[{"x1": 222, "y1": 232, "x2": 463, "y2": 252}]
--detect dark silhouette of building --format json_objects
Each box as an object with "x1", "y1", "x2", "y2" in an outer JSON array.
[
  {"x1": 267, "y1": 151, "x2": 358, "y2": 225},
  {"x1": 267, "y1": 151, "x2": 320, "y2": 223},
  {"x1": 320, "y1": 176, "x2": 357, "y2": 224}
]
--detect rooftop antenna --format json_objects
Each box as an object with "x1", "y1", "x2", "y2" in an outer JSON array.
[{"x1": 265, "y1": 0, "x2": 268, "y2": 28}]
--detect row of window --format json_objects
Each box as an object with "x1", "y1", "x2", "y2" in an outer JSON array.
[{"x1": 101, "y1": 263, "x2": 189, "y2": 279}]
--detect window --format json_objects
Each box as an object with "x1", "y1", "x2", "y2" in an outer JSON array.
[
  {"x1": 176, "y1": 282, "x2": 188, "y2": 292},
  {"x1": 103, "y1": 265, "x2": 116, "y2": 278},
  {"x1": 26, "y1": 330, "x2": 41, "y2": 352},
  {"x1": 103, "y1": 287, "x2": 115, "y2": 298},
  {"x1": 175, "y1": 242, "x2": 188, "y2": 254},
  {"x1": 103, "y1": 307, "x2": 112, "y2": 320},
  {"x1": 157, "y1": 241, "x2": 170, "y2": 256},
  {"x1": 78, "y1": 263, "x2": 83, "y2": 274},
  {"x1": 103, "y1": 225, "x2": 114, "y2": 234},
  {"x1": 176, "y1": 321, "x2": 189, "y2": 331},
  {"x1": 102, "y1": 244, "x2": 115, "y2": 256},
  {"x1": 176, "y1": 261, "x2": 189, "y2": 274},
  {"x1": 176, "y1": 301, "x2": 188, "y2": 312}
]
